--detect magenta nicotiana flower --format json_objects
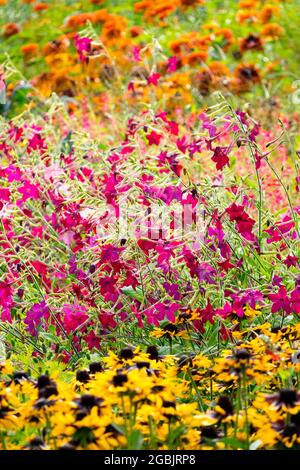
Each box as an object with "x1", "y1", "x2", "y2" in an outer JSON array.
[
  {"x1": 211, "y1": 146, "x2": 230, "y2": 171},
  {"x1": 167, "y1": 56, "x2": 178, "y2": 73},
  {"x1": 284, "y1": 255, "x2": 298, "y2": 268},
  {"x1": 199, "y1": 113, "x2": 217, "y2": 138},
  {"x1": 0, "y1": 280, "x2": 14, "y2": 322},
  {"x1": 62, "y1": 303, "x2": 89, "y2": 334},
  {"x1": 17, "y1": 180, "x2": 40, "y2": 204},
  {"x1": 163, "y1": 282, "x2": 182, "y2": 300},
  {"x1": 144, "y1": 302, "x2": 181, "y2": 326},
  {"x1": 24, "y1": 301, "x2": 50, "y2": 336},
  {"x1": 265, "y1": 216, "x2": 295, "y2": 243},
  {"x1": 182, "y1": 248, "x2": 216, "y2": 284},
  {"x1": 147, "y1": 73, "x2": 161, "y2": 86},
  {"x1": 269, "y1": 286, "x2": 292, "y2": 315},
  {"x1": 146, "y1": 130, "x2": 163, "y2": 145},
  {"x1": 98, "y1": 276, "x2": 119, "y2": 302},
  {"x1": 225, "y1": 203, "x2": 255, "y2": 241},
  {"x1": 132, "y1": 46, "x2": 141, "y2": 62},
  {"x1": 74, "y1": 35, "x2": 92, "y2": 63}
]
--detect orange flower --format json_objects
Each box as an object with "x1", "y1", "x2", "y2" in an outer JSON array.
[
  {"x1": 197, "y1": 34, "x2": 213, "y2": 48},
  {"x1": 2, "y1": 22, "x2": 20, "y2": 38},
  {"x1": 238, "y1": 0, "x2": 257, "y2": 9},
  {"x1": 239, "y1": 34, "x2": 263, "y2": 53},
  {"x1": 214, "y1": 28, "x2": 235, "y2": 50},
  {"x1": 134, "y1": 0, "x2": 152, "y2": 12},
  {"x1": 149, "y1": 3, "x2": 176, "y2": 20},
  {"x1": 259, "y1": 5, "x2": 280, "y2": 24},
  {"x1": 102, "y1": 15, "x2": 127, "y2": 41},
  {"x1": 129, "y1": 26, "x2": 144, "y2": 37},
  {"x1": 65, "y1": 13, "x2": 91, "y2": 28},
  {"x1": 90, "y1": 0, "x2": 104, "y2": 4},
  {"x1": 209, "y1": 61, "x2": 230, "y2": 77},
  {"x1": 34, "y1": 2, "x2": 48, "y2": 11},
  {"x1": 21, "y1": 43, "x2": 39, "y2": 57},
  {"x1": 236, "y1": 9, "x2": 257, "y2": 24},
  {"x1": 91, "y1": 9, "x2": 110, "y2": 23},
  {"x1": 234, "y1": 63, "x2": 260, "y2": 82},
  {"x1": 65, "y1": 10, "x2": 108, "y2": 28},
  {"x1": 180, "y1": 0, "x2": 205, "y2": 6},
  {"x1": 0, "y1": 0, "x2": 7, "y2": 5},
  {"x1": 195, "y1": 69, "x2": 212, "y2": 96},
  {"x1": 195, "y1": 62, "x2": 230, "y2": 95},
  {"x1": 184, "y1": 50, "x2": 208, "y2": 66},
  {"x1": 135, "y1": 0, "x2": 179, "y2": 21},
  {"x1": 170, "y1": 39, "x2": 184, "y2": 54},
  {"x1": 232, "y1": 63, "x2": 260, "y2": 92},
  {"x1": 170, "y1": 32, "x2": 210, "y2": 55},
  {"x1": 41, "y1": 37, "x2": 70, "y2": 57},
  {"x1": 203, "y1": 23, "x2": 218, "y2": 33},
  {"x1": 260, "y1": 23, "x2": 283, "y2": 40}
]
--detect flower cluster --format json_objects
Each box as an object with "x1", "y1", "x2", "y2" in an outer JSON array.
[
  {"x1": 0, "y1": 0, "x2": 292, "y2": 116},
  {"x1": 0, "y1": 0, "x2": 299, "y2": 453},
  {"x1": 1, "y1": 320, "x2": 300, "y2": 450}
]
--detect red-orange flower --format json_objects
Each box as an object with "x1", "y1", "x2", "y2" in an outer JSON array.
[
  {"x1": 180, "y1": 0, "x2": 205, "y2": 6},
  {"x1": 209, "y1": 61, "x2": 230, "y2": 77},
  {"x1": 259, "y1": 5, "x2": 280, "y2": 24},
  {"x1": 236, "y1": 9, "x2": 257, "y2": 24},
  {"x1": 65, "y1": 10, "x2": 108, "y2": 29},
  {"x1": 34, "y1": 2, "x2": 48, "y2": 11},
  {"x1": 239, "y1": 34, "x2": 263, "y2": 52},
  {"x1": 184, "y1": 50, "x2": 208, "y2": 66},
  {"x1": 239, "y1": 0, "x2": 258, "y2": 9},
  {"x1": 2, "y1": 22, "x2": 20, "y2": 38},
  {"x1": 214, "y1": 28, "x2": 235, "y2": 51},
  {"x1": 261, "y1": 23, "x2": 283, "y2": 40},
  {"x1": 129, "y1": 26, "x2": 144, "y2": 37},
  {"x1": 21, "y1": 43, "x2": 39, "y2": 58},
  {"x1": 232, "y1": 63, "x2": 260, "y2": 92},
  {"x1": 41, "y1": 37, "x2": 70, "y2": 57}
]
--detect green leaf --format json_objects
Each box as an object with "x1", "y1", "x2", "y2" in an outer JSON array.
[
  {"x1": 0, "y1": 339, "x2": 6, "y2": 362},
  {"x1": 121, "y1": 286, "x2": 144, "y2": 303}
]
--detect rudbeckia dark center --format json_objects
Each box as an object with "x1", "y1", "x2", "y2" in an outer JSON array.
[
  {"x1": 147, "y1": 345, "x2": 159, "y2": 360},
  {"x1": 112, "y1": 373, "x2": 128, "y2": 386},
  {"x1": 163, "y1": 323, "x2": 178, "y2": 333},
  {"x1": 119, "y1": 348, "x2": 134, "y2": 360},
  {"x1": 235, "y1": 349, "x2": 251, "y2": 360},
  {"x1": 279, "y1": 389, "x2": 298, "y2": 406}
]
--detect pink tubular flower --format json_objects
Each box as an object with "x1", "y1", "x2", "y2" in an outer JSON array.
[
  {"x1": 225, "y1": 203, "x2": 255, "y2": 240},
  {"x1": 74, "y1": 35, "x2": 92, "y2": 63},
  {"x1": 147, "y1": 73, "x2": 161, "y2": 86},
  {"x1": 144, "y1": 302, "x2": 181, "y2": 326},
  {"x1": 211, "y1": 146, "x2": 230, "y2": 171},
  {"x1": 269, "y1": 286, "x2": 291, "y2": 315},
  {"x1": 17, "y1": 180, "x2": 40, "y2": 203},
  {"x1": 167, "y1": 56, "x2": 178, "y2": 73},
  {"x1": 146, "y1": 130, "x2": 163, "y2": 145},
  {"x1": 62, "y1": 303, "x2": 89, "y2": 334},
  {"x1": 284, "y1": 255, "x2": 298, "y2": 268},
  {"x1": 290, "y1": 288, "x2": 300, "y2": 314},
  {"x1": 132, "y1": 46, "x2": 141, "y2": 62},
  {"x1": 84, "y1": 331, "x2": 101, "y2": 350},
  {"x1": 24, "y1": 301, "x2": 50, "y2": 336},
  {"x1": 27, "y1": 130, "x2": 47, "y2": 154},
  {"x1": 199, "y1": 113, "x2": 217, "y2": 138},
  {"x1": 0, "y1": 280, "x2": 14, "y2": 322}
]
